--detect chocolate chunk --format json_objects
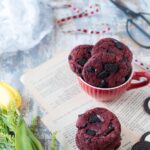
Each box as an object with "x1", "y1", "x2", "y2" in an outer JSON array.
[
  {"x1": 68, "y1": 55, "x2": 72, "y2": 60},
  {"x1": 81, "y1": 76, "x2": 84, "y2": 80},
  {"x1": 99, "y1": 80, "x2": 108, "y2": 88},
  {"x1": 104, "y1": 63, "x2": 118, "y2": 73},
  {"x1": 143, "y1": 97, "x2": 150, "y2": 115},
  {"x1": 131, "y1": 141, "x2": 150, "y2": 150},
  {"x1": 125, "y1": 69, "x2": 132, "y2": 81},
  {"x1": 125, "y1": 73, "x2": 131, "y2": 81},
  {"x1": 97, "y1": 71, "x2": 110, "y2": 79},
  {"x1": 86, "y1": 67, "x2": 96, "y2": 73},
  {"x1": 77, "y1": 58, "x2": 87, "y2": 66},
  {"x1": 86, "y1": 47, "x2": 93, "y2": 53},
  {"x1": 86, "y1": 129, "x2": 96, "y2": 136},
  {"x1": 140, "y1": 132, "x2": 150, "y2": 142},
  {"x1": 78, "y1": 68, "x2": 82, "y2": 74},
  {"x1": 114, "y1": 41, "x2": 123, "y2": 49},
  {"x1": 88, "y1": 113, "x2": 101, "y2": 123},
  {"x1": 103, "y1": 123, "x2": 114, "y2": 136}
]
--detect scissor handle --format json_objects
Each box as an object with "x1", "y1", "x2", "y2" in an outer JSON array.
[{"x1": 110, "y1": 0, "x2": 138, "y2": 17}]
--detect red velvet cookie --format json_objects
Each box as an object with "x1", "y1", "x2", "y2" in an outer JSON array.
[
  {"x1": 68, "y1": 45, "x2": 93, "y2": 76},
  {"x1": 76, "y1": 108, "x2": 121, "y2": 150},
  {"x1": 82, "y1": 54, "x2": 131, "y2": 88},
  {"x1": 92, "y1": 38, "x2": 133, "y2": 63}
]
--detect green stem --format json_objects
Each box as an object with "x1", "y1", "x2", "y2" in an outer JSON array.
[
  {"x1": 26, "y1": 127, "x2": 43, "y2": 150},
  {"x1": 15, "y1": 118, "x2": 33, "y2": 150}
]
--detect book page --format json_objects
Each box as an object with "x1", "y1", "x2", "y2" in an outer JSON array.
[
  {"x1": 21, "y1": 52, "x2": 80, "y2": 112},
  {"x1": 42, "y1": 92, "x2": 140, "y2": 150},
  {"x1": 21, "y1": 52, "x2": 150, "y2": 149}
]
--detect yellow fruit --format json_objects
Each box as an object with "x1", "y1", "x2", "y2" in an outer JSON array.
[{"x1": 0, "y1": 81, "x2": 22, "y2": 110}]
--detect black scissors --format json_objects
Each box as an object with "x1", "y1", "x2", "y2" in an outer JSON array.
[{"x1": 110, "y1": 0, "x2": 150, "y2": 49}]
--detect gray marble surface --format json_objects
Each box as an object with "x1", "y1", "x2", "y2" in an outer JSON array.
[{"x1": 0, "y1": 0, "x2": 150, "y2": 149}]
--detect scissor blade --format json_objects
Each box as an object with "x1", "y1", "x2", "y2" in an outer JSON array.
[
  {"x1": 140, "y1": 13, "x2": 150, "y2": 26},
  {"x1": 110, "y1": 0, "x2": 138, "y2": 18}
]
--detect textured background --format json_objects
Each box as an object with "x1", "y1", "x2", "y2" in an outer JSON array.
[{"x1": 0, "y1": 0, "x2": 150, "y2": 149}]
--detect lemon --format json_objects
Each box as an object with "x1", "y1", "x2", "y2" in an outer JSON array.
[{"x1": 0, "y1": 81, "x2": 22, "y2": 110}]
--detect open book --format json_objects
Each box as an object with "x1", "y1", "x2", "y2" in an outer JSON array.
[{"x1": 21, "y1": 52, "x2": 150, "y2": 150}]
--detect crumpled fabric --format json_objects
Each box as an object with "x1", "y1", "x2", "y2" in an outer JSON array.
[{"x1": 0, "y1": 0, "x2": 53, "y2": 55}]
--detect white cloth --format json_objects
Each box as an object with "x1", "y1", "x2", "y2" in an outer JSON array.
[{"x1": 0, "y1": 0, "x2": 53, "y2": 54}]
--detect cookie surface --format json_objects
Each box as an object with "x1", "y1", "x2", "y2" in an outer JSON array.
[
  {"x1": 82, "y1": 54, "x2": 131, "y2": 88},
  {"x1": 68, "y1": 45, "x2": 93, "y2": 76},
  {"x1": 68, "y1": 38, "x2": 133, "y2": 88},
  {"x1": 76, "y1": 107, "x2": 121, "y2": 150},
  {"x1": 92, "y1": 38, "x2": 133, "y2": 63}
]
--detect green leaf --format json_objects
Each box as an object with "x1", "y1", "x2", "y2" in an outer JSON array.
[
  {"x1": 15, "y1": 118, "x2": 33, "y2": 150},
  {"x1": 50, "y1": 132, "x2": 57, "y2": 150},
  {"x1": 0, "y1": 101, "x2": 19, "y2": 149},
  {"x1": 0, "y1": 99, "x2": 43, "y2": 150}
]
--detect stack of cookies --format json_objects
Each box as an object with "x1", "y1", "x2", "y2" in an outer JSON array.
[{"x1": 68, "y1": 38, "x2": 133, "y2": 88}]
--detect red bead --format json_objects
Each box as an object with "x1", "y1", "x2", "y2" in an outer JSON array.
[
  {"x1": 91, "y1": 11, "x2": 94, "y2": 14},
  {"x1": 61, "y1": 19, "x2": 65, "y2": 22},
  {"x1": 67, "y1": 17, "x2": 71, "y2": 20},
  {"x1": 79, "y1": 14, "x2": 83, "y2": 18},
  {"x1": 83, "y1": 29, "x2": 87, "y2": 33},
  {"x1": 140, "y1": 63, "x2": 144, "y2": 66},
  {"x1": 73, "y1": 16, "x2": 77, "y2": 19},
  {"x1": 91, "y1": 31, "x2": 94, "y2": 34}
]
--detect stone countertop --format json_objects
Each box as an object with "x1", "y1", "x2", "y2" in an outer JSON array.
[{"x1": 0, "y1": 0, "x2": 150, "y2": 149}]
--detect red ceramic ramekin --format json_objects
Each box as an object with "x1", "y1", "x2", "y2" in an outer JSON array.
[{"x1": 78, "y1": 71, "x2": 150, "y2": 102}]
